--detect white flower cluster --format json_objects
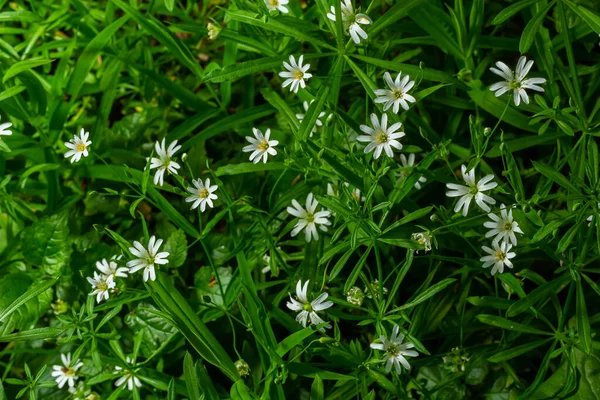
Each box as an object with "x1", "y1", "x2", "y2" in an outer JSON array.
[{"x1": 86, "y1": 255, "x2": 128, "y2": 303}]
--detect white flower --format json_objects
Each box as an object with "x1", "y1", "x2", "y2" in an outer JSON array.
[
  {"x1": 0, "y1": 115, "x2": 12, "y2": 136},
  {"x1": 326, "y1": 0, "x2": 372, "y2": 44},
  {"x1": 96, "y1": 258, "x2": 129, "y2": 279},
  {"x1": 207, "y1": 22, "x2": 220, "y2": 40},
  {"x1": 489, "y1": 56, "x2": 546, "y2": 106},
  {"x1": 64, "y1": 128, "x2": 91, "y2": 163},
  {"x1": 287, "y1": 193, "x2": 332, "y2": 242},
  {"x1": 148, "y1": 138, "x2": 181, "y2": 186},
  {"x1": 480, "y1": 242, "x2": 516, "y2": 276},
  {"x1": 261, "y1": 253, "x2": 272, "y2": 274},
  {"x1": 370, "y1": 325, "x2": 418, "y2": 374},
  {"x1": 51, "y1": 353, "x2": 83, "y2": 389},
  {"x1": 296, "y1": 100, "x2": 328, "y2": 136},
  {"x1": 114, "y1": 357, "x2": 142, "y2": 391},
  {"x1": 185, "y1": 178, "x2": 218, "y2": 212},
  {"x1": 286, "y1": 279, "x2": 333, "y2": 332},
  {"x1": 243, "y1": 128, "x2": 279, "y2": 164},
  {"x1": 397, "y1": 154, "x2": 427, "y2": 190},
  {"x1": 375, "y1": 72, "x2": 416, "y2": 113},
  {"x1": 279, "y1": 55, "x2": 312, "y2": 93},
  {"x1": 446, "y1": 165, "x2": 497, "y2": 216},
  {"x1": 484, "y1": 204, "x2": 524, "y2": 246},
  {"x1": 127, "y1": 235, "x2": 169, "y2": 282},
  {"x1": 412, "y1": 232, "x2": 432, "y2": 252},
  {"x1": 357, "y1": 113, "x2": 405, "y2": 159},
  {"x1": 86, "y1": 272, "x2": 116, "y2": 303},
  {"x1": 265, "y1": 0, "x2": 289, "y2": 13}
]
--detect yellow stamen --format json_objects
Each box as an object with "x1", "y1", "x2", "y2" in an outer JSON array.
[
  {"x1": 293, "y1": 70, "x2": 304, "y2": 80},
  {"x1": 376, "y1": 132, "x2": 388, "y2": 143},
  {"x1": 76, "y1": 143, "x2": 86, "y2": 152},
  {"x1": 258, "y1": 141, "x2": 269, "y2": 151},
  {"x1": 199, "y1": 189, "x2": 209, "y2": 199}
]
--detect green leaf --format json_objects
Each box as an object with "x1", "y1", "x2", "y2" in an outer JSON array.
[
  {"x1": 311, "y1": 375, "x2": 324, "y2": 400},
  {"x1": 383, "y1": 206, "x2": 433, "y2": 234},
  {"x1": 146, "y1": 273, "x2": 238, "y2": 381},
  {"x1": 0, "y1": 273, "x2": 53, "y2": 335},
  {"x1": 506, "y1": 273, "x2": 571, "y2": 318},
  {"x1": 111, "y1": 0, "x2": 202, "y2": 77},
  {"x1": 299, "y1": 82, "x2": 330, "y2": 141},
  {"x1": 66, "y1": 17, "x2": 129, "y2": 99},
  {"x1": 0, "y1": 85, "x2": 26, "y2": 102},
  {"x1": 532, "y1": 161, "x2": 580, "y2": 193},
  {"x1": 2, "y1": 59, "x2": 54, "y2": 83},
  {"x1": 216, "y1": 162, "x2": 285, "y2": 176},
  {"x1": 226, "y1": 10, "x2": 336, "y2": 51},
  {"x1": 391, "y1": 279, "x2": 456, "y2": 312},
  {"x1": 476, "y1": 314, "x2": 552, "y2": 335},
  {"x1": 230, "y1": 380, "x2": 252, "y2": 400},
  {"x1": 563, "y1": 0, "x2": 600, "y2": 33},
  {"x1": 492, "y1": 0, "x2": 543, "y2": 25},
  {"x1": 488, "y1": 339, "x2": 551, "y2": 362},
  {"x1": 124, "y1": 302, "x2": 178, "y2": 357},
  {"x1": 183, "y1": 353, "x2": 202, "y2": 400},
  {"x1": 22, "y1": 212, "x2": 71, "y2": 275},
  {"x1": 0, "y1": 276, "x2": 58, "y2": 324},
  {"x1": 369, "y1": 0, "x2": 428, "y2": 36},
  {"x1": 165, "y1": 229, "x2": 187, "y2": 268},
  {"x1": 519, "y1": 1, "x2": 555, "y2": 54},
  {"x1": 576, "y1": 279, "x2": 592, "y2": 354},
  {"x1": 261, "y1": 87, "x2": 300, "y2": 133},
  {"x1": 0, "y1": 326, "x2": 66, "y2": 342},
  {"x1": 275, "y1": 326, "x2": 317, "y2": 357}
]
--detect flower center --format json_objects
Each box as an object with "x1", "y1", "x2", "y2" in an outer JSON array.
[
  {"x1": 509, "y1": 80, "x2": 521, "y2": 90},
  {"x1": 199, "y1": 188, "x2": 209, "y2": 199},
  {"x1": 503, "y1": 221, "x2": 513, "y2": 231},
  {"x1": 76, "y1": 143, "x2": 86, "y2": 152},
  {"x1": 305, "y1": 212, "x2": 315, "y2": 223},
  {"x1": 495, "y1": 250, "x2": 506, "y2": 261},
  {"x1": 376, "y1": 131, "x2": 388, "y2": 143},
  {"x1": 293, "y1": 70, "x2": 304, "y2": 80},
  {"x1": 386, "y1": 344, "x2": 400, "y2": 357},
  {"x1": 61, "y1": 366, "x2": 75, "y2": 377},
  {"x1": 258, "y1": 141, "x2": 269, "y2": 151},
  {"x1": 392, "y1": 89, "x2": 404, "y2": 100},
  {"x1": 146, "y1": 256, "x2": 155, "y2": 265},
  {"x1": 302, "y1": 303, "x2": 313, "y2": 312},
  {"x1": 468, "y1": 185, "x2": 479, "y2": 195},
  {"x1": 98, "y1": 281, "x2": 109, "y2": 291},
  {"x1": 268, "y1": 0, "x2": 279, "y2": 6}
]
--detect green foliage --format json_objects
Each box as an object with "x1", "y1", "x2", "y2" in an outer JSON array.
[{"x1": 0, "y1": 0, "x2": 599, "y2": 399}]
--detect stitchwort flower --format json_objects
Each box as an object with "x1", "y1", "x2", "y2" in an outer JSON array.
[
  {"x1": 64, "y1": 128, "x2": 91, "y2": 163},
  {"x1": 489, "y1": 56, "x2": 546, "y2": 106},
  {"x1": 484, "y1": 204, "x2": 523, "y2": 246},
  {"x1": 286, "y1": 279, "x2": 333, "y2": 331},
  {"x1": 148, "y1": 138, "x2": 181, "y2": 186},
  {"x1": 357, "y1": 113, "x2": 405, "y2": 159},
  {"x1": 287, "y1": 193, "x2": 331, "y2": 242},
  {"x1": 375, "y1": 71, "x2": 416, "y2": 113},
  {"x1": 185, "y1": 178, "x2": 218, "y2": 212},
  {"x1": 446, "y1": 164, "x2": 497, "y2": 216},
  {"x1": 326, "y1": 0, "x2": 372, "y2": 44},
  {"x1": 243, "y1": 128, "x2": 279, "y2": 164},
  {"x1": 370, "y1": 325, "x2": 419, "y2": 374},
  {"x1": 87, "y1": 272, "x2": 116, "y2": 303},
  {"x1": 127, "y1": 235, "x2": 169, "y2": 282},
  {"x1": 480, "y1": 242, "x2": 516, "y2": 276},
  {"x1": 279, "y1": 55, "x2": 312, "y2": 93},
  {"x1": 51, "y1": 353, "x2": 83, "y2": 389}
]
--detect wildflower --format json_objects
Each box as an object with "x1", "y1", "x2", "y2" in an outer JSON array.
[
  {"x1": 185, "y1": 178, "x2": 218, "y2": 212},
  {"x1": 357, "y1": 113, "x2": 405, "y2": 159},
  {"x1": 445, "y1": 164, "x2": 497, "y2": 216},
  {"x1": 51, "y1": 299, "x2": 69, "y2": 315},
  {"x1": 96, "y1": 258, "x2": 129, "y2": 279},
  {"x1": 412, "y1": 232, "x2": 432, "y2": 252},
  {"x1": 64, "y1": 128, "x2": 91, "y2": 163},
  {"x1": 296, "y1": 100, "x2": 327, "y2": 136},
  {"x1": 326, "y1": 0, "x2": 372, "y2": 44},
  {"x1": 265, "y1": 0, "x2": 289, "y2": 13},
  {"x1": 480, "y1": 241, "x2": 516, "y2": 276},
  {"x1": 365, "y1": 280, "x2": 388, "y2": 300},
  {"x1": 286, "y1": 279, "x2": 333, "y2": 331},
  {"x1": 235, "y1": 359, "x2": 251, "y2": 377},
  {"x1": 287, "y1": 193, "x2": 331, "y2": 242},
  {"x1": 484, "y1": 204, "x2": 524, "y2": 246},
  {"x1": 397, "y1": 154, "x2": 427, "y2": 190},
  {"x1": 148, "y1": 138, "x2": 181, "y2": 186},
  {"x1": 51, "y1": 353, "x2": 83, "y2": 389},
  {"x1": 207, "y1": 22, "x2": 220, "y2": 40},
  {"x1": 370, "y1": 325, "x2": 418, "y2": 374},
  {"x1": 346, "y1": 286, "x2": 364, "y2": 306},
  {"x1": 0, "y1": 115, "x2": 12, "y2": 136},
  {"x1": 87, "y1": 272, "x2": 116, "y2": 303},
  {"x1": 442, "y1": 347, "x2": 470, "y2": 373},
  {"x1": 114, "y1": 357, "x2": 142, "y2": 391},
  {"x1": 489, "y1": 56, "x2": 546, "y2": 106},
  {"x1": 279, "y1": 55, "x2": 312, "y2": 93},
  {"x1": 375, "y1": 72, "x2": 416, "y2": 113},
  {"x1": 243, "y1": 128, "x2": 279, "y2": 164},
  {"x1": 127, "y1": 235, "x2": 170, "y2": 282}
]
